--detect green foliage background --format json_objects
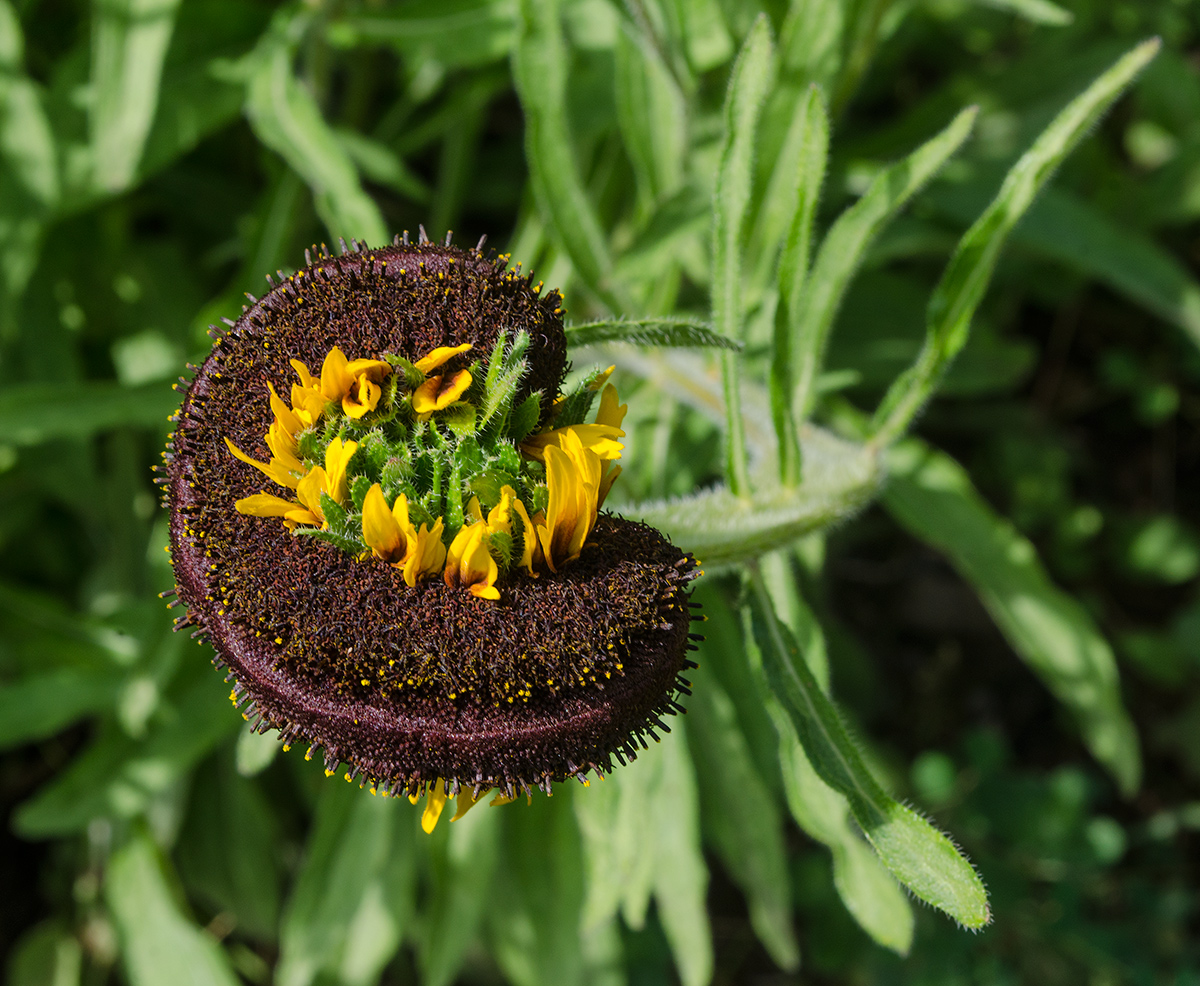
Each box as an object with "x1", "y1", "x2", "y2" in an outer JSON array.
[{"x1": 2, "y1": 0, "x2": 1199, "y2": 983}]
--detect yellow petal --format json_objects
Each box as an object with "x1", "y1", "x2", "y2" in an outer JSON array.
[
  {"x1": 413, "y1": 342, "x2": 473, "y2": 374},
  {"x1": 487, "y1": 487, "x2": 515, "y2": 537},
  {"x1": 290, "y1": 358, "x2": 316, "y2": 390},
  {"x1": 451, "y1": 787, "x2": 488, "y2": 822},
  {"x1": 511, "y1": 497, "x2": 539, "y2": 575},
  {"x1": 268, "y1": 382, "x2": 303, "y2": 439},
  {"x1": 342, "y1": 375, "x2": 381, "y2": 419},
  {"x1": 595, "y1": 383, "x2": 628, "y2": 429},
  {"x1": 323, "y1": 438, "x2": 358, "y2": 505},
  {"x1": 422, "y1": 786, "x2": 448, "y2": 834},
  {"x1": 296, "y1": 467, "x2": 328, "y2": 524},
  {"x1": 412, "y1": 369, "x2": 473, "y2": 415},
  {"x1": 588, "y1": 365, "x2": 616, "y2": 391},
  {"x1": 319, "y1": 346, "x2": 352, "y2": 401},
  {"x1": 598, "y1": 463, "x2": 622, "y2": 508},
  {"x1": 291, "y1": 384, "x2": 326, "y2": 424},
  {"x1": 362, "y1": 484, "x2": 403, "y2": 560}
]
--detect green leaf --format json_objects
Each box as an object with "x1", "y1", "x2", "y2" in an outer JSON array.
[
  {"x1": 628, "y1": 427, "x2": 881, "y2": 569},
  {"x1": 882, "y1": 439, "x2": 1141, "y2": 795},
  {"x1": 774, "y1": 703, "x2": 915, "y2": 953},
  {"x1": 971, "y1": 0, "x2": 1073, "y2": 26},
  {"x1": 276, "y1": 782, "x2": 408, "y2": 986},
  {"x1": 614, "y1": 19, "x2": 687, "y2": 216},
  {"x1": 234, "y1": 720, "x2": 282, "y2": 777},
  {"x1": 489, "y1": 794, "x2": 586, "y2": 986},
  {"x1": 770, "y1": 83, "x2": 829, "y2": 485},
  {"x1": 176, "y1": 755, "x2": 282, "y2": 942},
  {"x1": 750, "y1": 82, "x2": 828, "y2": 298},
  {"x1": 89, "y1": 0, "x2": 183, "y2": 195},
  {"x1": 712, "y1": 14, "x2": 773, "y2": 496},
  {"x1": 871, "y1": 38, "x2": 1161, "y2": 445},
  {"x1": 335, "y1": 128, "x2": 431, "y2": 203},
  {"x1": 748, "y1": 570, "x2": 991, "y2": 928},
  {"x1": 575, "y1": 754, "x2": 654, "y2": 933},
  {"x1": 7, "y1": 920, "x2": 82, "y2": 986},
  {"x1": 566, "y1": 316, "x2": 740, "y2": 350},
  {"x1": 688, "y1": 672, "x2": 799, "y2": 970},
  {"x1": 244, "y1": 12, "x2": 387, "y2": 246},
  {"x1": 329, "y1": 0, "x2": 518, "y2": 70},
  {"x1": 105, "y1": 828, "x2": 241, "y2": 986},
  {"x1": 649, "y1": 722, "x2": 713, "y2": 986},
  {"x1": 512, "y1": 0, "x2": 622, "y2": 309},
  {"x1": 0, "y1": 5, "x2": 57, "y2": 316},
  {"x1": 575, "y1": 727, "x2": 711, "y2": 986},
  {"x1": 750, "y1": 557, "x2": 914, "y2": 954},
  {"x1": 0, "y1": 668, "x2": 122, "y2": 750},
  {"x1": 1016, "y1": 188, "x2": 1200, "y2": 354},
  {"x1": 418, "y1": 804, "x2": 499, "y2": 986},
  {"x1": 791, "y1": 104, "x2": 977, "y2": 421},
  {"x1": 0, "y1": 380, "x2": 178, "y2": 446},
  {"x1": 14, "y1": 672, "x2": 238, "y2": 838}
]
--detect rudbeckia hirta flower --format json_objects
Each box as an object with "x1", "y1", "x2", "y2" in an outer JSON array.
[{"x1": 160, "y1": 234, "x2": 699, "y2": 831}]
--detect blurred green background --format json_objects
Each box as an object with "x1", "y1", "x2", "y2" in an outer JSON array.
[{"x1": 2, "y1": 0, "x2": 1200, "y2": 983}]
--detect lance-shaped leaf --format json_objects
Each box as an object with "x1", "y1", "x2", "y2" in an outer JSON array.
[
  {"x1": 753, "y1": 556, "x2": 914, "y2": 954},
  {"x1": 566, "y1": 317, "x2": 740, "y2": 350},
  {"x1": 790, "y1": 105, "x2": 977, "y2": 421},
  {"x1": 688, "y1": 671, "x2": 799, "y2": 969},
  {"x1": 883, "y1": 439, "x2": 1141, "y2": 795},
  {"x1": 513, "y1": 0, "x2": 622, "y2": 310},
  {"x1": 770, "y1": 84, "x2": 829, "y2": 485},
  {"x1": 614, "y1": 20, "x2": 687, "y2": 215},
  {"x1": 629, "y1": 427, "x2": 881, "y2": 569},
  {"x1": 276, "y1": 782, "x2": 410, "y2": 986},
  {"x1": 106, "y1": 828, "x2": 241, "y2": 986},
  {"x1": 872, "y1": 38, "x2": 1161, "y2": 445},
  {"x1": 712, "y1": 14, "x2": 774, "y2": 495},
  {"x1": 748, "y1": 570, "x2": 990, "y2": 929},
  {"x1": 244, "y1": 11, "x2": 387, "y2": 246},
  {"x1": 89, "y1": 0, "x2": 182, "y2": 194}
]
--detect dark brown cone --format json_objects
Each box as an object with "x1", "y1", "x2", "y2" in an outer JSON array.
[{"x1": 163, "y1": 239, "x2": 698, "y2": 796}]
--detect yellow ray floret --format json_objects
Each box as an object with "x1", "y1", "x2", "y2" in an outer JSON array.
[
  {"x1": 444, "y1": 517, "x2": 500, "y2": 600},
  {"x1": 322, "y1": 436, "x2": 357, "y2": 506},
  {"x1": 522, "y1": 383, "x2": 627, "y2": 464},
  {"x1": 361, "y1": 483, "x2": 447, "y2": 586},
  {"x1": 412, "y1": 369, "x2": 473, "y2": 418},
  {"x1": 224, "y1": 435, "x2": 306, "y2": 490},
  {"x1": 410, "y1": 777, "x2": 492, "y2": 833},
  {"x1": 534, "y1": 430, "x2": 603, "y2": 573},
  {"x1": 414, "y1": 343, "x2": 473, "y2": 374},
  {"x1": 316, "y1": 346, "x2": 393, "y2": 419},
  {"x1": 235, "y1": 438, "x2": 357, "y2": 530}
]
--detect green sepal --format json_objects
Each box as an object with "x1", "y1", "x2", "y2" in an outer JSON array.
[
  {"x1": 444, "y1": 457, "x2": 465, "y2": 538},
  {"x1": 318, "y1": 493, "x2": 348, "y2": 530},
  {"x1": 454, "y1": 435, "x2": 484, "y2": 477},
  {"x1": 496, "y1": 442, "x2": 521, "y2": 474},
  {"x1": 554, "y1": 372, "x2": 606, "y2": 428},
  {"x1": 487, "y1": 530, "x2": 514, "y2": 571},
  {"x1": 441, "y1": 401, "x2": 477, "y2": 437},
  {"x1": 349, "y1": 474, "x2": 373, "y2": 511},
  {"x1": 295, "y1": 428, "x2": 323, "y2": 465},
  {"x1": 507, "y1": 392, "x2": 542, "y2": 444},
  {"x1": 380, "y1": 452, "x2": 412, "y2": 498},
  {"x1": 294, "y1": 527, "x2": 363, "y2": 556},
  {"x1": 357, "y1": 429, "x2": 391, "y2": 481},
  {"x1": 383, "y1": 353, "x2": 425, "y2": 389},
  {"x1": 530, "y1": 483, "x2": 549, "y2": 515},
  {"x1": 469, "y1": 469, "x2": 519, "y2": 511}
]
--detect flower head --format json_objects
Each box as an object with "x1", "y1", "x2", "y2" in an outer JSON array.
[{"x1": 161, "y1": 236, "x2": 697, "y2": 830}]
